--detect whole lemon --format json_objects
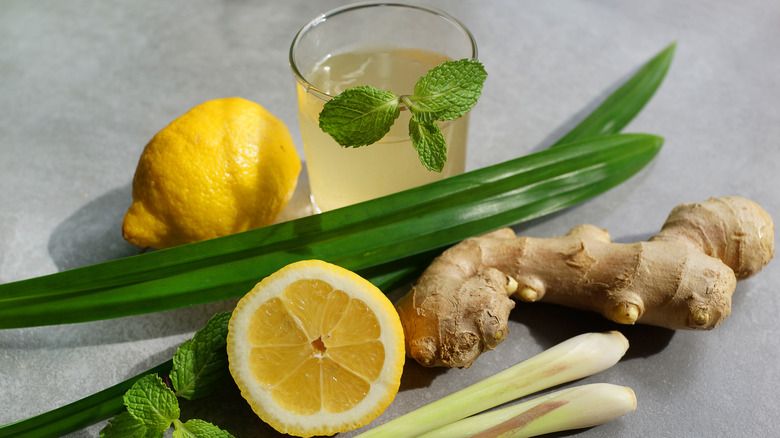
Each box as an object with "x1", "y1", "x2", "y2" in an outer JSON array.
[{"x1": 122, "y1": 97, "x2": 301, "y2": 249}]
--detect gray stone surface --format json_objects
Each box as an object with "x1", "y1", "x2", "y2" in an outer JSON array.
[{"x1": 1, "y1": 0, "x2": 778, "y2": 436}]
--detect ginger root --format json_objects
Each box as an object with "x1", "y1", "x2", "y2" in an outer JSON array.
[{"x1": 396, "y1": 196, "x2": 774, "y2": 368}]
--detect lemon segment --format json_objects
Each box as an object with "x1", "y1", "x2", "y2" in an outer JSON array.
[
  {"x1": 247, "y1": 298, "x2": 307, "y2": 346},
  {"x1": 281, "y1": 279, "x2": 337, "y2": 340},
  {"x1": 328, "y1": 341, "x2": 386, "y2": 381},
  {"x1": 227, "y1": 260, "x2": 405, "y2": 437}
]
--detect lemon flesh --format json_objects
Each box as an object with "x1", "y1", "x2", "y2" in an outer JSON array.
[{"x1": 227, "y1": 260, "x2": 405, "y2": 437}]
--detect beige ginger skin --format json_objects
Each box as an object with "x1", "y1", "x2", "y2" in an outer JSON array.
[{"x1": 396, "y1": 197, "x2": 775, "y2": 368}]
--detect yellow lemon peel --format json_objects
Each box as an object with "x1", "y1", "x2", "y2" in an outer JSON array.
[{"x1": 122, "y1": 97, "x2": 301, "y2": 249}]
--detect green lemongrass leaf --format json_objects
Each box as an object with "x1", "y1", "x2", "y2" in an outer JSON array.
[
  {"x1": 553, "y1": 42, "x2": 676, "y2": 146},
  {"x1": 409, "y1": 118, "x2": 447, "y2": 172},
  {"x1": 100, "y1": 412, "x2": 163, "y2": 438},
  {"x1": 407, "y1": 59, "x2": 487, "y2": 124},
  {"x1": 170, "y1": 312, "x2": 231, "y2": 400},
  {"x1": 318, "y1": 85, "x2": 400, "y2": 147},
  {"x1": 0, "y1": 133, "x2": 661, "y2": 329},
  {"x1": 417, "y1": 383, "x2": 637, "y2": 438},
  {"x1": 123, "y1": 374, "x2": 179, "y2": 431}
]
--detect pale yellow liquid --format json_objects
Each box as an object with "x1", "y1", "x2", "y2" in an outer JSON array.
[{"x1": 297, "y1": 47, "x2": 469, "y2": 211}]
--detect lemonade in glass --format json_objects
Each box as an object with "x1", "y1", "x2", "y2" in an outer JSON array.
[{"x1": 289, "y1": 2, "x2": 477, "y2": 211}]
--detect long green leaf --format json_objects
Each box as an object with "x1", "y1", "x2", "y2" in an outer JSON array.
[{"x1": 0, "y1": 134, "x2": 660, "y2": 329}]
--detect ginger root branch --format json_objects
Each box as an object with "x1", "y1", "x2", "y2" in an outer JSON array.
[{"x1": 396, "y1": 196, "x2": 774, "y2": 368}]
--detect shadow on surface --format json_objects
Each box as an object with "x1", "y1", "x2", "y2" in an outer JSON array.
[
  {"x1": 47, "y1": 183, "x2": 140, "y2": 271},
  {"x1": 0, "y1": 299, "x2": 240, "y2": 350},
  {"x1": 531, "y1": 65, "x2": 642, "y2": 153},
  {"x1": 185, "y1": 388, "x2": 259, "y2": 436},
  {"x1": 512, "y1": 301, "x2": 675, "y2": 360},
  {"x1": 178, "y1": 377, "x2": 327, "y2": 438}
]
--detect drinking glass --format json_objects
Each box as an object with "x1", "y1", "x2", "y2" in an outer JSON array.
[{"x1": 289, "y1": 2, "x2": 478, "y2": 211}]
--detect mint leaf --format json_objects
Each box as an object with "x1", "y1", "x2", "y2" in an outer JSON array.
[
  {"x1": 124, "y1": 374, "x2": 180, "y2": 431},
  {"x1": 407, "y1": 59, "x2": 487, "y2": 124},
  {"x1": 317, "y1": 59, "x2": 486, "y2": 171},
  {"x1": 100, "y1": 412, "x2": 164, "y2": 438},
  {"x1": 172, "y1": 419, "x2": 235, "y2": 438},
  {"x1": 318, "y1": 85, "x2": 400, "y2": 147},
  {"x1": 409, "y1": 119, "x2": 447, "y2": 172},
  {"x1": 170, "y1": 312, "x2": 231, "y2": 400}
]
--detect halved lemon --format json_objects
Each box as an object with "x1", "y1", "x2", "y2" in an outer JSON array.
[{"x1": 227, "y1": 260, "x2": 405, "y2": 437}]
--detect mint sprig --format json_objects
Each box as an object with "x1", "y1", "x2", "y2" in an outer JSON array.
[
  {"x1": 101, "y1": 312, "x2": 234, "y2": 438},
  {"x1": 319, "y1": 59, "x2": 487, "y2": 172}
]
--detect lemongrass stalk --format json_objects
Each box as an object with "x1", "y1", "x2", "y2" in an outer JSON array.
[
  {"x1": 417, "y1": 383, "x2": 636, "y2": 438},
  {"x1": 356, "y1": 331, "x2": 629, "y2": 438}
]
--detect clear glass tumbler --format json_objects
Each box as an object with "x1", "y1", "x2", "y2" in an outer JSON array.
[{"x1": 289, "y1": 2, "x2": 478, "y2": 212}]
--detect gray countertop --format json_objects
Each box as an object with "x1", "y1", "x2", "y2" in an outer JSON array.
[{"x1": 2, "y1": 0, "x2": 779, "y2": 436}]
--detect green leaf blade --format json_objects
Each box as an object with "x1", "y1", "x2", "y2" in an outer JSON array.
[
  {"x1": 409, "y1": 59, "x2": 487, "y2": 124},
  {"x1": 0, "y1": 136, "x2": 661, "y2": 329},
  {"x1": 123, "y1": 374, "x2": 179, "y2": 432},
  {"x1": 318, "y1": 85, "x2": 400, "y2": 147}
]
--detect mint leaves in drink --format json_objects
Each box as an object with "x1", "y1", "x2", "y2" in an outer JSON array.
[
  {"x1": 319, "y1": 59, "x2": 487, "y2": 172},
  {"x1": 101, "y1": 312, "x2": 234, "y2": 438}
]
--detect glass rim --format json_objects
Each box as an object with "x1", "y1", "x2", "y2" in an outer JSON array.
[{"x1": 288, "y1": 1, "x2": 478, "y2": 102}]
